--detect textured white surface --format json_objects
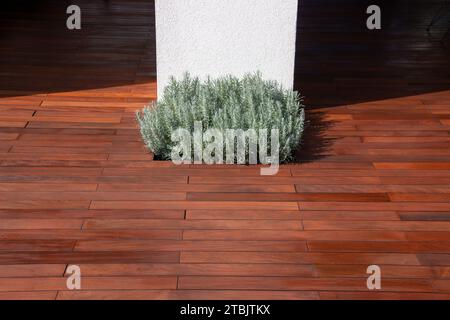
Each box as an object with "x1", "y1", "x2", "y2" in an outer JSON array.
[{"x1": 155, "y1": 0, "x2": 299, "y2": 98}]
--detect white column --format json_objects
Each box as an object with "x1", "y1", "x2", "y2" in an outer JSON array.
[{"x1": 155, "y1": 0, "x2": 299, "y2": 98}]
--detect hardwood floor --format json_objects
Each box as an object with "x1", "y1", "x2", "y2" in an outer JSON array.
[
  {"x1": 0, "y1": 0, "x2": 449, "y2": 300},
  {"x1": 295, "y1": 0, "x2": 450, "y2": 108}
]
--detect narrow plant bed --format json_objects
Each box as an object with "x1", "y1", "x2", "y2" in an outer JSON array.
[{"x1": 137, "y1": 72, "x2": 305, "y2": 165}]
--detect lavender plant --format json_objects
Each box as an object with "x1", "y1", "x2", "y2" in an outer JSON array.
[{"x1": 136, "y1": 72, "x2": 305, "y2": 163}]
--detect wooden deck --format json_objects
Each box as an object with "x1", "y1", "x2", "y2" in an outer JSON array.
[{"x1": 0, "y1": 0, "x2": 449, "y2": 300}]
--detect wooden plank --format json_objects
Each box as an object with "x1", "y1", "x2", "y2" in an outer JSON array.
[
  {"x1": 75, "y1": 263, "x2": 315, "y2": 277},
  {"x1": 0, "y1": 183, "x2": 98, "y2": 192},
  {"x1": 0, "y1": 240, "x2": 75, "y2": 252},
  {"x1": 0, "y1": 167, "x2": 102, "y2": 176},
  {"x1": 0, "y1": 219, "x2": 84, "y2": 229},
  {"x1": 186, "y1": 210, "x2": 301, "y2": 220},
  {"x1": 99, "y1": 183, "x2": 296, "y2": 193},
  {"x1": 0, "y1": 209, "x2": 185, "y2": 219},
  {"x1": 180, "y1": 252, "x2": 421, "y2": 265},
  {"x1": 307, "y1": 241, "x2": 450, "y2": 253},
  {"x1": 187, "y1": 192, "x2": 390, "y2": 202},
  {"x1": 56, "y1": 290, "x2": 319, "y2": 300},
  {"x1": 299, "y1": 202, "x2": 450, "y2": 212},
  {"x1": 399, "y1": 212, "x2": 450, "y2": 221},
  {"x1": 74, "y1": 240, "x2": 308, "y2": 252},
  {"x1": 0, "y1": 191, "x2": 186, "y2": 201},
  {"x1": 303, "y1": 220, "x2": 450, "y2": 232},
  {"x1": 189, "y1": 176, "x2": 382, "y2": 185},
  {"x1": 296, "y1": 184, "x2": 450, "y2": 193},
  {"x1": 183, "y1": 230, "x2": 406, "y2": 241},
  {"x1": 178, "y1": 276, "x2": 433, "y2": 292},
  {"x1": 291, "y1": 169, "x2": 450, "y2": 177},
  {"x1": 0, "y1": 201, "x2": 90, "y2": 210},
  {"x1": 0, "y1": 251, "x2": 180, "y2": 264},
  {"x1": 90, "y1": 201, "x2": 299, "y2": 211},
  {"x1": 374, "y1": 162, "x2": 450, "y2": 170},
  {"x1": 84, "y1": 219, "x2": 302, "y2": 230},
  {"x1": 319, "y1": 292, "x2": 450, "y2": 300},
  {"x1": 102, "y1": 167, "x2": 292, "y2": 177},
  {"x1": 0, "y1": 229, "x2": 183, "y2": 241},
  {"x1": 389, "y1": 193, "x2": 450, "y2": 202},
  {"x1": 301, "y1": 211, "x2": 400, "y2": 221},
  {"x1": 0, "y1": 264, "x2": 66, "y2": 277},
  {"x1": 314, "y1": 265, "x2": 433, "y2": 279},
  {"x1": 0, "y1": 276, "x2": 177, "y2": 291},
  {"x1": 0, "y1": 291, "x2": 57, "y2": 300}
]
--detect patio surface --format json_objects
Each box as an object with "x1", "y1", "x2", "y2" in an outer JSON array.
[{"x1": 0, "y1": 0, "x2": 449, "y2": 299}]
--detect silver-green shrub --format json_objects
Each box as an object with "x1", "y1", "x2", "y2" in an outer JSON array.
[{"x1": 136, "y1": 72, "x2": 305, "y2": 163}]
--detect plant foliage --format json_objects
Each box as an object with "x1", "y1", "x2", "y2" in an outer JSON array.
[{"x1": 137, "y1": 72, "x2": 305, "y2": 163}]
